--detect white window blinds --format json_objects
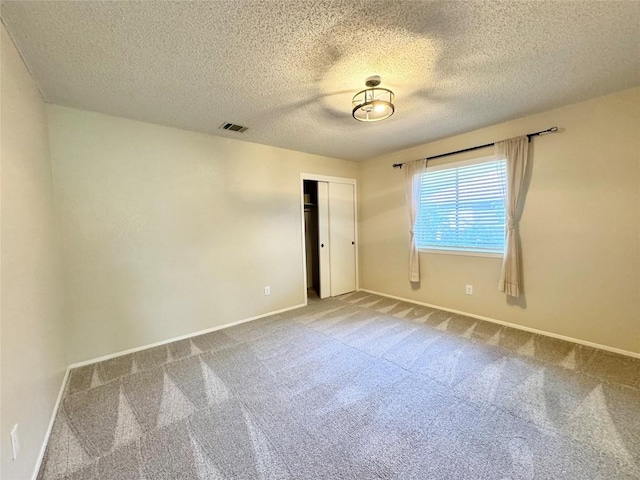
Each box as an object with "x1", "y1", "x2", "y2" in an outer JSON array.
[{"x1": 415, "y1": 159, "x2": 507, "y2": 254}]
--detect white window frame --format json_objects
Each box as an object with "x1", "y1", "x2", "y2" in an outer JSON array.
[{"x1": 416, "y1": 154, "x2": 506, "y2": 259}]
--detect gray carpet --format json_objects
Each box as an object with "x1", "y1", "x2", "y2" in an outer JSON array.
[{"x1": 38, "y1": 292, "x2": 640, "y2": 479}]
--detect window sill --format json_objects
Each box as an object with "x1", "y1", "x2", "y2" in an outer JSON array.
[{"x1": 418, "y1": 248, "x2": 503, "y2": 259}]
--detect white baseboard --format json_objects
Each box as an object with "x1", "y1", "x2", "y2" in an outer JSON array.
[
  {"x1": 70, "y1": 302, "x2": 307, "y2": 368},
  {"x1": 32, "y1": 302, "x2": 306, "y2": 479},
  {"x1": 358, "y1": 288, "x2": 640, "y2": 359},
  {"x1": 32, "y1": 366, "x2": 71, "y2": 480}
]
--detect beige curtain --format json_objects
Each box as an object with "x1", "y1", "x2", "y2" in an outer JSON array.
[
  {"x1": 496, "y1": 136, "x2": 529, "y2": 297},
  {"x1": 404, "y1": 159, "x2": 428, "y2": 283}
]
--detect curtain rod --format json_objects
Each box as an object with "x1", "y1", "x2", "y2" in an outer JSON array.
[{"x1": 392, "y1": 127, "x2": 559, "y2": 169}]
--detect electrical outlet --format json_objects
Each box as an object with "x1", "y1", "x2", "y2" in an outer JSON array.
[
  {"x1": 11, "y1": 424, "x2": 20, "y2": 460},
  {"x1": 465, "y1": 285, "x2": 473, "y2": 295},
  {"x1": 264, "y1": 286, "x2": 271, "y2": 296}
]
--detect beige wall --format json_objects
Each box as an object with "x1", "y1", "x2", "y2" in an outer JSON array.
[
  {"x1": 359, "y1": 87, "x2": 640, "y2": 354},
  {"x1": 1, "y1": 25, "x2": 68, "y2": 479},
  {"x1": 47, "y1": 105, "x2": 358, "y2": 363}
]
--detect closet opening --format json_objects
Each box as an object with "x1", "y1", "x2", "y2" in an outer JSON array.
[
  {"x1": 303, "y1": 180, "x2": 320, "y2": 300},
  {"x1": 301, "y1": 174, "x2": 357, "y2": 304}
]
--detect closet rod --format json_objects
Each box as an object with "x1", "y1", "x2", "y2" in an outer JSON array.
[{"x1": 392, "y1": 126, "x2": 558, "y2": 169}]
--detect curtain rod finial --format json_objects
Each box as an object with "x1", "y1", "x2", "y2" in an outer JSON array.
[{"x1": 540, "y1": 126, "x2": 558, "y2": 135}]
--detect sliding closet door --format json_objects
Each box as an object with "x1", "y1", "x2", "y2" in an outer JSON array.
[
  {"x1": 317, "y1": 181, "x2": 331, "y2": 299},
  {"x1": 329, "y1": 182, "x2": 356, "y2": 296}
]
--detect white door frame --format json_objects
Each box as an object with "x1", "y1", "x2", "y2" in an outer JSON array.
[{"x1": 300, "y1": 173, "x2": 359, "y2": 305}]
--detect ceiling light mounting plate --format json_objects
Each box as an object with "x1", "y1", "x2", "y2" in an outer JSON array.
[{"x1": 365, "y1": 75, "x2": 382, "y2": 88}]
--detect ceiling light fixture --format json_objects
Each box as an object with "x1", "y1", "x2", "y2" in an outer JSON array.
[{"x1": 352, "y1": 76, "x2": 395, "y2": 122}]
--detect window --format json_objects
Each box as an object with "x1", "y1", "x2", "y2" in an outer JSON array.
[{"x1": 414, "y1": 157, "x2": 507, "y2": 255}]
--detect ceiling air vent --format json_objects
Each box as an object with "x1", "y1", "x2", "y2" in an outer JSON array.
[{"x1": 219, "y1": 122, "x2": 248, "y2": 133}]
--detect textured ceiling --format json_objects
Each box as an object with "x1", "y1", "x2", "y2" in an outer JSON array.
[{"x1": 2, "y1": 1, "x2": 639, "y2": 161}]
